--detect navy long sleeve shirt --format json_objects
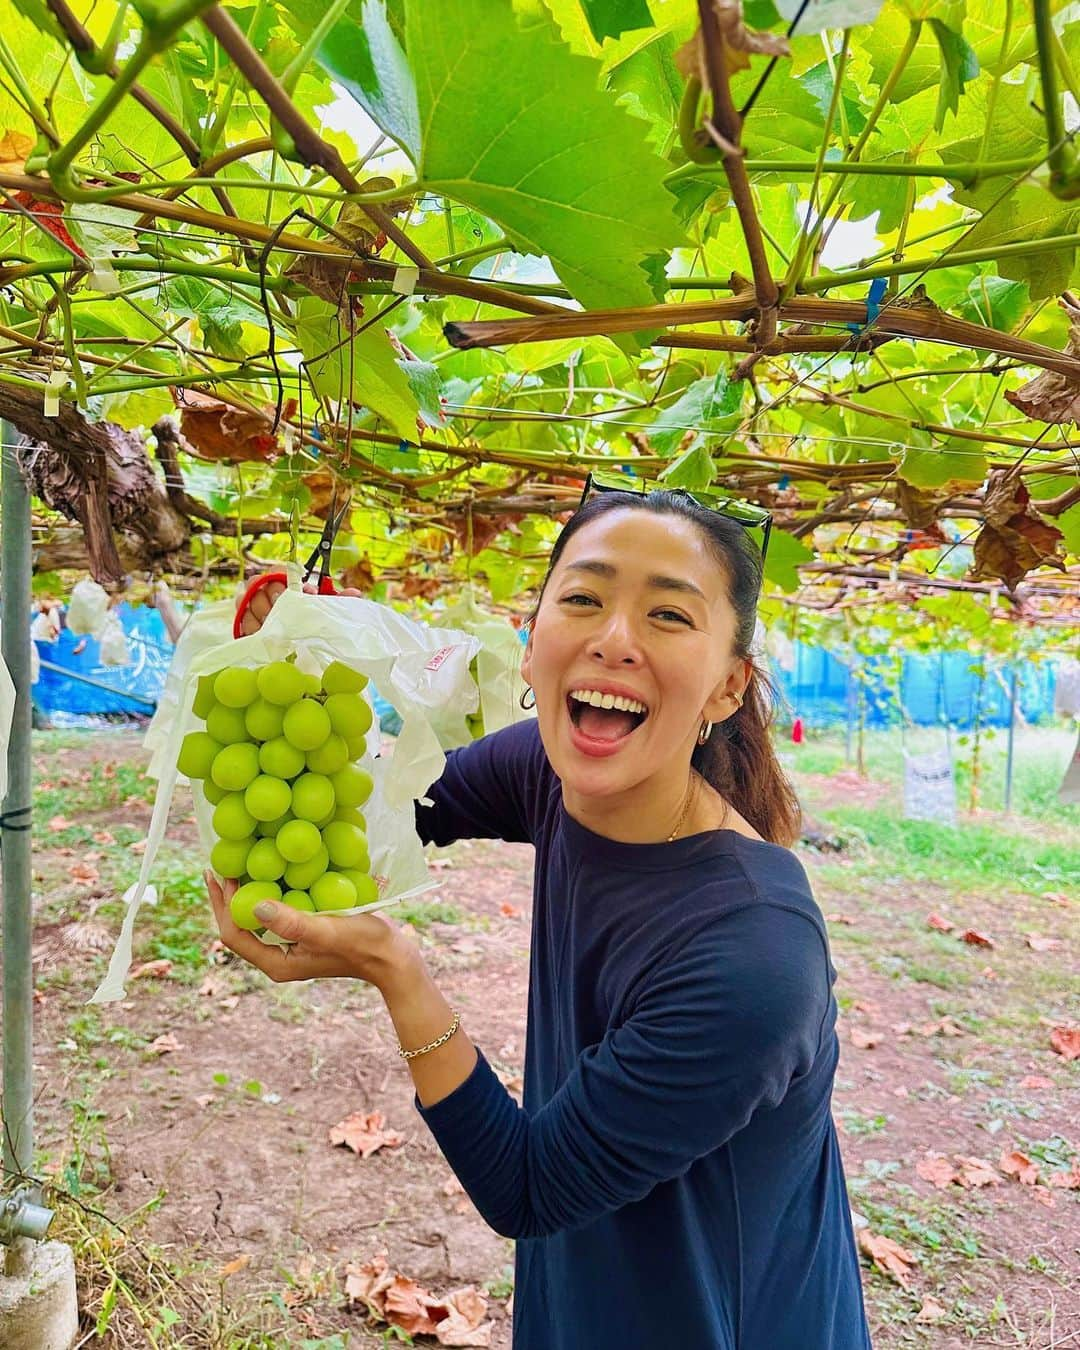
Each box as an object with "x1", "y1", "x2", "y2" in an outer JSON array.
[{"x1": 414, "y1": 719, "x2": 872, "y2": 1349}]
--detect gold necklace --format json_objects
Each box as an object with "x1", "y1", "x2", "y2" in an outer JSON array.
[{"x1": 666, "y1": 773, "x2": 699, "y2": 842}]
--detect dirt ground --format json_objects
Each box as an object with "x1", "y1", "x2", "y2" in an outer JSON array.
[{"x1": 8, "y1": 729, "x2": 1080, "y2": 1348}]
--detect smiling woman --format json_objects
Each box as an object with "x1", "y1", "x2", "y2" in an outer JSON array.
[{"x1": 213, "y1": 486, "x2": 870, "y2": 1350}]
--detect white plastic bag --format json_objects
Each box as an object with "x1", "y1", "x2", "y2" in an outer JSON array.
[
  {"x1": 97, "y1": 612, "x2": 130, "y2": 666},
  {"x1": 66, "y1": 578, "x2": 110, "y2": 636},
  {"x1": 437, "y1": 589, "x2": 533, "y2": 738},
  {"x1": 90, "y1": 581, "x2": 481, "y2": 1005}
]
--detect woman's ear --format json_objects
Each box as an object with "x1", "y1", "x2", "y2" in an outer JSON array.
[{"x1": 703, "y1": 656, "x2": 753, "y2": 723}]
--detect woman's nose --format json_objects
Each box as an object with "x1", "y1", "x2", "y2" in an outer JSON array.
[{"x1": 586, "y1": 612, "x2": 642, "y2": 665}]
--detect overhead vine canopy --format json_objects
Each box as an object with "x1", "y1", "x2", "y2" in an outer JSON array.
[{"x1": 1, "y1": 0, "x2": 1078, "y2": 645}]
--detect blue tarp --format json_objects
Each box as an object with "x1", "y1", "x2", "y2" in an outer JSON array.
[
  {"x1": 33, "y1": 603, "x2": 174, "y2": 720},
  {"x1": 770, "y1": 643, "x2": 1058, "y2": 731}
]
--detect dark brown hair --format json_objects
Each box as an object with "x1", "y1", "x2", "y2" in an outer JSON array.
[{"x1": 528, "y1": 488, "x2": 802, "y2": 848}]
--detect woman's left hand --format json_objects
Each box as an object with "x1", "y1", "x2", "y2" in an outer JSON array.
[{"x1": 207, "y1": 873, "x2": 416, "y2": 990}]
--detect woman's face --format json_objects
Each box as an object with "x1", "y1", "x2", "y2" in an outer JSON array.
[{"x1": 521, "y1": 507, "x2": 747, "y2": 801}]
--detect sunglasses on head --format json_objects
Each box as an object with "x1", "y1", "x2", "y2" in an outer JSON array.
[{"x1": 577, "y1": 470, "x2": 773, "y2": 565}]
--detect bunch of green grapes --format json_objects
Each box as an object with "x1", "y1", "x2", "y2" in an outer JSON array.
[{"x1": 176, "y1": 659, "x2": 376, "y2": 933}]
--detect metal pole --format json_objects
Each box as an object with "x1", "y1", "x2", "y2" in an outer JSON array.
[
  {"x1": 1, "y1": 425, "x2": 44, "y2": 1261},
  {"x1": 1004, "y1": 662, "x2": 1019, "y2": 815}
]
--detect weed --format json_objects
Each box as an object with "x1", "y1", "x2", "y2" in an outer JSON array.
[{"x1": 839, "y1": 1110, "x2": 890, "y2": 1136}]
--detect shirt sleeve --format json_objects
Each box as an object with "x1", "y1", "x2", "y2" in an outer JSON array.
[
  {"x1": 415, "y1": 902, "x2": 831, "y2": 1239},
  {"x1": 414, "y1": 718, "x2": 548, "y2": 848}
]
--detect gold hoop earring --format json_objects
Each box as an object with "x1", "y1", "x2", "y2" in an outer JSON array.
[
  {"x1": 697, "y1": 720, "x2": 713, "y2": 745},
  {"x1": 519, "y1": 686, "x2": 536, "y2": 710},
  {"x1": 731, "y1": 689, "x2": 744, "y2": 708}
]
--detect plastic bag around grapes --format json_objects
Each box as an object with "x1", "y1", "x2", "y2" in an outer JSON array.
[
  {"x1": 66, "y1": 578, "x2": 110, "y2": 637},
  {"x1": 90, "y1": 582, "x2": 481, "y2": 1004},
  {"x1": 437, "y1": 588, "x2": 534, "y2": 739},
  {"x1": 97, "y1": 611, "x2": 130, "y2": 666}
]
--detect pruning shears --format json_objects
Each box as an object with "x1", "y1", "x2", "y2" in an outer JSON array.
[{"x1": 233, "y1": 488, "x2": 352, "y2": 639}]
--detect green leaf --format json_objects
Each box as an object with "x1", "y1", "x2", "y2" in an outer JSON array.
[
  {"x1": 293, "y1": 297, "x2": 419, "y2": 441},
  {"x1": 955, "y1": 274, "x2": 1029, "y2": 332},
  {"x1": 959, "y1": 188, "x2": 1080, "y2": 302},
  {"x1": 317, "y1": 0, "x2": 420, "y2": 160},
  {"x1": 580, "y1": 0, "x2": 653, "y2": 44},
  {"x1": 659, "y1": 441, "x2": 716, "y2": 489},
  {"x1": 928, "y1": 18, "x2": 979, "y2": 131},
  {"x1": 11, "y1": 0, "x2": 66, "y2": 43},
  {"x1": 648, "y1": 370, "x2": 743, "y2": 455},
  {"x1": 897, "y1": 443, "x2": 986, "y2": 489},
  {"x1": 763, "y1": 527, "x2": 813, "y2": 593},
  {"x1": 406, "y1": 0, "x2": 685, "y2": 313},
  {"x1": 1059, "y1": 502, "x2": 1080, "y2": 556},
  {"x1": 164, "y1": 277, "x2": 268, "y2": 358},
  {"x1": 401, "y1": 358, "x2": 445, "y2": 427}
]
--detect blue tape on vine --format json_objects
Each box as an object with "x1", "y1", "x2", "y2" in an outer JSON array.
[
  {"x1": 398, "y1": 440, "x2": 413, "y2": 453},
  {"x1": 621, "y1": 465, "x2": 637, "y2": 476},
  {"x1": 777, "y1": 473, "x2": 791, "y2": 490},
  {"x1": 847, "y1": 277, "x2": 887, "y2": 337}
]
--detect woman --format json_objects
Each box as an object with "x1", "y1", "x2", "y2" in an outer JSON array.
[{"x1": 213, "y1": 485, "x2": 872, "y2": 1348}]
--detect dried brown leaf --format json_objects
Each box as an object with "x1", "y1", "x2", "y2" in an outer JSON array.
[
  {"x1": 1026, "y1": 934, "x2": 1063, "y2": 952},
  {"x1": 954, "y1": 1155, "x2": 1001, "y2": 1188},
  {"x1": 961, "y1": 928, "x2": 995, "y2": 949},
  {"x1": 857, "y1": 1229, "x2": 917, "y2": 1288},
  {"x1": 1018, "y1": 1074, "x2": 1053, "y2": 1090},
  {"x1": 1049, "y1": 1026, "x2": 1080, "y2": 1060},
  {"x1": 916, "y1": 1154, "x2": 956, "y2": 1189},
  {"x1": 1004, "y1": 299, "x2": 1080, "y2": 423},
  {"x1": 130, "y1": 959, "x2": 173, "y2": 980},
  {"x1": 1048, "y1": 1163, "x2": 1080, "y2": 1190},
  {"x1": 914, "y1": 1297, "x2": 947, "y2": 1324},
  {"x1": 328, "y1": 1109, "x2": 403, "y2": 1159},
  {"x1": 850, "y1": 1027, "x2": 882, "y2": 1050},
  {"x1": 148, "y1": 1032, "x2": 183, "y2": 1055},
  {"x1": 998, "y1": 1150, "x2": 1039, "y2": 1186},
  {"x1": 219, "y1": 1254, "x2": 251, "y2": 1278},
  {"x1": 926, "y1": 912, "x2": 955, "y2": 932},
  {"x1": 970, "y1": 471, "x2": 1065, "y2": 587}
]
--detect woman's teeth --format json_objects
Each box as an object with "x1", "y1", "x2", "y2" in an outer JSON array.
[{"x1": 569, "y1": 688, "x2": 647, "y2": 715}]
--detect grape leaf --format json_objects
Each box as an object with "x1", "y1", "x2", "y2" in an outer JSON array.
[
  {"x1": 763, "y1": 527, "x2": 814, "y2": 593},
  {"x1": 580, "y1": 0, "x2": 653, "y2": 44},
  {"x1": 293, "y1": 297, "x2": 419, "y2": 441},
  {"x1": 405, "y1": 0, "x2": 685, "y2": 312},
  {"x1": 659, "y1": 442, "x2": 716, "y2": 489},
  {"x1": 959, "y1": 187, "x2": 1080, "y2": 302},
  {"x1": 929, "y1": 19, "x2": 979, "y2": 131},
  {"x1": 898, "y1": 443, "x2": 986, "y2": 489},
  {"x1": 648, "y1": 371, "x2": 744, "y2": 455},
  {"x1": 316, "y1": 0, "x2": 420, "y2": 160}
]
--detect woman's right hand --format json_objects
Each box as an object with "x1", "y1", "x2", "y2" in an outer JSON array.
[{"x1": 236, "y1": 579, "x2": 365, "y2": 635}]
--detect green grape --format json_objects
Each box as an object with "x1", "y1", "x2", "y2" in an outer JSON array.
[
  {"x1": 214, "y1": 667, "x2": 258, "y2": 708},
  {"x1": 281, "y1": 889, "x2": 316, "y2": 913},
  {"x1": 300, "y1": 671, "x2": 322, "y2": 697},
  {"x1": 256, "y1": 660, "x2": 307, "y2": 707},
  {"x1": 283, "y1": 845, "x2": 329, "y2": 889},
  {"x1": 306, "y1": 733, "x2": 348, "y2": 775},
  {"x1": 322, "y1": 820, "x2": 367, "y2": 869},
  {"x1": 321, "y1": 661, "x2": 368, "y2": 695},
  {"x1": 283, "y1": 699, "x2": 331, "y2": 751},
  {"x1": 258, "y1": 810, "x2": 293, "y2": 837},
  {"x1": 210, "y1": 742, "x2": 261, "y2": 791},
  {"x1": 206, "y1": 703, "x2": 249, "y2": 745},
  {"x1": 330, "y1": 762, "x2": 372, "y2": 807},
  {"x1": 311, "y1": 872, "x2": 357, "y2": 912},
  {"x1": 324, "y1": 692, "x2": 373, "y2": 741},
  {"x1": 230, "y1": 880, "x2": 281, "y2": 931},
  {"x1": 177, "y1": 731, "x2": 221, "y2": 779},
  {"x1": 291, "y1": 772, "x2": 335, "y2": 822},
  {"x1": 276, "y1": 818, "x2": 322, "y2": 863},
  {"x1": 192, "y1": 673, "x2": 219, "y2": 719},
  {"x1": 210, "y1": 836, "x2": 251, "y2": 879},
  {"x1": 344, "y1": 734, "x2": 368, "y2": 760},
  {"x1": 246, "y1": 837, "x2": 287, "y2": 882},
  {"x1": 203, "y1": 779, "x2": 227, "y2": 806},
  {"x1": 244, "y1": 774, "x2": 292, "y2": 822},
  {"x1": 213, "y1": 793, "x2": 257, "y2": 840},
  {"x1": 245, "y1": 698, "x2": 285, "y2": 741},
  {"x1": 335, "y1": 806, "x2": 367, "y2": 829},
  {"x1": 314, "y1": 806, "x2": 336, "y2": 829},
  {"x1": 258, "y1": 736, "x2": 306, "y2": 779},
  {"x1": 338, "y1": 868, "x2": 378, "y2": 905}
]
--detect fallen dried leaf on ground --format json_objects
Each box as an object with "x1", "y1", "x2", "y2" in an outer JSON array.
[
  {"x1": 130, "y1": 959, "x2": 173, "y2": 980},
  {"x1": 48, "y1": 815, "x2": 73, "y2": 832},
  {"x1": 499, "y1": 902, "x2": 521, "y2": 918},
  {"x1": 345, "y1": 1253, "x2": 492, "y2": 1346},
  {"x1": 1049, "y1": 1026, "x2": 1080, "y2": 1060},
  {"x1": 857, "y1": 1229, "x2": 917, "y2": 1288},
  {"x1": 916, "y1": 1154, "x2": 957, "y2": 1189},
  {"x1": 1018, "y1": 1074, "x2": 1053, "y2": 1090},
  {"x1": 1025, "y1": 934, "x2": 1062, "y2": 952},
  {"x1": 148, "y1": 1033, "x2": 183, "y2": 1055},
  {"x1": 998, "y1": 1150, "x2": 1039, "y2": 1186},
  {"x1": 850, "y1": 1027, "x2": 882, "y2": 1049},
  {"x1": 219, "y1": 1254, "x2": 251, "y2": 1278},
  {"x1": 961, "y1": 929, "x2": 995, "y2": 949},
  {"x1": 824, "y1": 912, "x2": 856, "y2": 925},
  {"x1": 926, "y1": 913, "x2": 955, "y2": 932},
  {"x1": 954, "y1": 1155, "x2": 1001, "y2": 1188},
  {"x1": 328, "y1": 1110, "x2": 403, "y2": 1158},
  {"x1": 914, "y1": 1296, "x2": 947, "y2": 1324},
  {"x1": 1047, "y1": 1163, "x2": 1080, "y2": 1190}
]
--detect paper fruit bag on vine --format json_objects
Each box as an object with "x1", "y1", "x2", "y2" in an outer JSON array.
[
  {"x1": 91, "y1": 585, "x2": 481, "y2": 1004},
  {"x1": 437, "y1": 588, "x2": 535, "y2": 741}
]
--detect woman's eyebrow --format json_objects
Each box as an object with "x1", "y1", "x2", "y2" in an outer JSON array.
[{"x1": 564, "y1": 559, "x2": 706, "y2": 601}]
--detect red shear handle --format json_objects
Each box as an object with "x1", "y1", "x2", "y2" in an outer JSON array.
[{"x1": 233, "y1": 572, "x2": 338, "y2": 639}]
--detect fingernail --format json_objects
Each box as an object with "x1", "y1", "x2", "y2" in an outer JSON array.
[{"x1": 254, "y1": 902, "x2": 277, "y2": 921}]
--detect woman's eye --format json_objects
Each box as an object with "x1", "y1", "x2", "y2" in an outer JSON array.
[
  {"x1": 655, "y1": 609, "x2": 691, "y2": 625},
  {"x1": 561, "y1": 593, "x2": 598, "y2": 606}
]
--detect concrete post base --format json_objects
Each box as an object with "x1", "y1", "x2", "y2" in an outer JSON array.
[{"x1": 0, "y1": 1239, "x2": 79, "y2": 1350}]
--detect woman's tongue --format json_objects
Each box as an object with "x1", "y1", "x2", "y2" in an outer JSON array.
[{"x1": 576, "y1": 703, "x2": 638, "y2": 742}]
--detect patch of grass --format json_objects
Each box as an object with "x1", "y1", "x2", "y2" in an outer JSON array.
[
  {"x1": 856, "y1": 1191, "x2": 981, "y2": 1261},
  {"x1": 839, "y1": 1110, "x2": 890, "y2": 1136},
  {"x1": 94, "y1": 863, "x2": 215, "y2": 980},
  {"x1": 811, "y1": 806, "x2": 1080, "y2": 895},
  {"x1": 396, "y1": 898, "x2": 465, "y2": 930}
]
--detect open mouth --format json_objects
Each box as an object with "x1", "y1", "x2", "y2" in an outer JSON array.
[{"x1": 566, "y1": 688, "x2": 648, "y2": 745}]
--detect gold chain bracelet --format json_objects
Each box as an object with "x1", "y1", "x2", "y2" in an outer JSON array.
[{"x1": 398, "y1": 1010, "x2": 461, "y2": 1061}]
